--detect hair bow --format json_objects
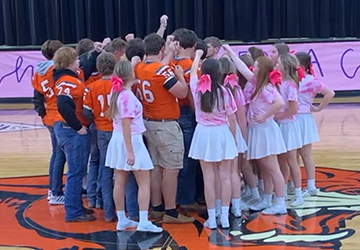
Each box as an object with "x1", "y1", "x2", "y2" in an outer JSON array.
[
  {"x1": 249, "y1": 66, "x2": 254, "y2": 72},
  {"x1": 223, "y1": 73, "x2": 238, "y2": 88},
  {"x1": 309, "y1": 63, "x2": 315, "y2": 76},
  {"x1": 297, "y1": 67, "x2": 306, "y2": 81},
  {"x1": 290, "y1": 50, "x2": 296, "y2": 55},
  {"x1": 269, "y1": 70, "x2": 282, "y2": 85},
  {"x1": 196, "y1": 74, "x2": 212, "y2": 94},
  {"x1": 111, "y1": 76, "x2": 124, "y2": 92}
]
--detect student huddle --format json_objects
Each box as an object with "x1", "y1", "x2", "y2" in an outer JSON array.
[{"x1": 32, "y1": 15, "x2": 335, "y2": 233}]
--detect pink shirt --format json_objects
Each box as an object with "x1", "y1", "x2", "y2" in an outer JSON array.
[
  {"x1": 298, "y1": 74, "x2": 324, "y2": 113},
  {"x1": 233, "y1": 87, "x2": 246, "y2": 108},
  {"x1": 190, "y1": 74, "x2": 237, "y2": 126},
  {"x1": 247, "y1": 83, "x2": 282, "y2": 125},
  {"x1": 243, "y1": 82, "x2": 255, "y2": 105},
  {"x1": 113, "y1": 89, "x2": 146, "y2": 134},
  {"x1": 277, "y1": 80, "x2": 299, "y2": 123}
]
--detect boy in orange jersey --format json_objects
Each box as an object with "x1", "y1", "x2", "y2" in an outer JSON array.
[
  {"x1": 204, "y1": 36, "x2": 222, "y2": 59},
  {"x1": 134, "y1": 33, "x2": 194, "y2": 223},
  {"x1": 82, "y1": 52, "x2": 116, "y2": 222},
  {"x1": 32, "y1": 40, "x2": 67, "y2": 205},
  {"x1": 52, "y1": 47, "x2": 95, "y2": 222}
]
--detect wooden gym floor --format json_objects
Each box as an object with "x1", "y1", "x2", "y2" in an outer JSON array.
[{"x1": 0, "y1": 100, "x2": 359, "y2": 250}]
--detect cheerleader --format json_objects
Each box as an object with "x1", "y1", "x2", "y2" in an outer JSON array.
[
  {"x1": 275, "y1": 53, "x2": 304, "y2": 207},
  {"x1": 270, "y1": 42, "x2": 290, "y2": 65},
  {"x1": 105, "y1": 60, "x2": 162, "y2": 233},
  {"x1": 295, "y1": 52, "x2": 335, "y2": 197},
  {"x1": 189, "y1": 50, "x2": 238, "y2": 228},
  {"x1": 223, "y1": 44, "x2": 287, "y2": 215}
]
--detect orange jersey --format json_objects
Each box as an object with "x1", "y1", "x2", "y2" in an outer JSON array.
[
  {"x1": 170, "y1": 57, "x2": 193, "y2": 107},
  {"x1": 85, "y1": 72, "x2": 102, "y2": 87},
  {"x1": 83, "y1": 78, "x2": 113, "y2": 132},
  {"x1": 31, "y1": 65, "x2": 57, "y2": 126},
  {"x1": 54, "y1": 75, "x2": 90, "y2": 127},
  {"x1": 134, "y1": 61, "x2": 179, "y2": 120}
]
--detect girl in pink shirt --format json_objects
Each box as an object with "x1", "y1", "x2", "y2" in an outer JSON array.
[
  {"x1": 224, "y1": 44, "x2": 287, "y2": 215},
  {"x1": 295, "y1": 52, "x2": 335, "y2": 197},
  {"x1": 188, "y1": 51, "x2": 238, "y2": 229},
  {"x1": 105, "y1": 60, "x2": 162, "y2": 233},
  {"x1": 275, "y1": 53, "x2": 304, "y2": 207}
]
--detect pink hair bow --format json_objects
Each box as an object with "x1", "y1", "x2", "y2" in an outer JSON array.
[
  {"x1": 297, "y1": 67, "x2": 306, "y2": 81},
  {"x1": 111, "y1": 76, "x2": 124, "y2": 92},
  {"x1": 249, "y1": 66, "x2": 254, "y2": 72},
  {"x1": 309, "y1": 63, "x2": 315, "y2": 76},
  {"x1": 290, "y1": 50, "x2": 296, "y2": 55},
  {"x1": 223, "y1": 73, "x2": 238, "y2": 88},
  {"x1": 269, "y1": 70, "x2": 282, "y2": 85},
  {"x1": 196, "y1": 74, "x2": 212, "y2": 94}
]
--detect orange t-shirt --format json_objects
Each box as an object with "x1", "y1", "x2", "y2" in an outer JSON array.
[
  {"x1": 85, "y1": 72, "x2": 102, "y2": 87},
  {"x1": 31, "y1": 65, "x2": 57, "y2": 126},
  {"x1": 54, "y1": 75, "x2": 90, "y2": 127},
  {"x1": 83, "y1": 78, "x2": 113, "y2": 132},
  {"x1": 134, "y1": 61, "x2": 179, "y2": 120},
  {"x1": 170, "y1": 57, "x2": 193, "y2": 107}
]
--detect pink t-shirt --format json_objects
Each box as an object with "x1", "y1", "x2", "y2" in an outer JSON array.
[
  {"x1": 243, "y1": 82, "x2": 255, "y2": 105},
  {"x1": 298, "y1": 74, "x2": 324, "y2": 113},
  {"x1": 247, "y1": 83, "x2": 282, "y2": 125},
  {"x1": 233, "y1": 87, "x2": 246, "y2": 108},
  {"x1": 190, "y1": 74, "x2": 237, "y2": 126},
  {"x1": 277, "y1": 80, "x2": 299, "y2": 123},
  {"x1": 113, "y1": 89, "x2": 146, "y2": 134}
]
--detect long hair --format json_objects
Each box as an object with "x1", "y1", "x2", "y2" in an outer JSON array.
[
  {"x1": 274, "y1": 42, "x2": 290, "y2": 56},
  {"x1": 295, "y1": 52, "x2": 312, "y2": 75},
  {"x1": 237, "y1": 54, "x2": 254, "y2": 89},
  {"x1": 200, "y1": 59, "x2": 226, "y2": 113},
  {"x1": 248, "y1": 46, "x2": 265, "y2": 61},
  {"x1": 279, "y1": 53, "x2": 299, "y2": 87},
  {"x1": 251, "y1": 56, "x2": 274, "y2": 100},
  {"x1": 219, "y1": 57, "x2": 241, "y2": 98},
  {"x1": 106, "y1": 61, "x2": 134, "y2": 119}
]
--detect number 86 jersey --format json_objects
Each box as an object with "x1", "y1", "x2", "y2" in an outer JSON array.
[{"x1": 134, "y1": 61, "x2": 180, "y2": 120}]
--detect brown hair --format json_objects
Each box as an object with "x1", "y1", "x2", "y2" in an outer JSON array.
[
  {"x1": 237, "y1": 54, "x2": 254, "y2": 89},
  {"x1": 279, "y1": 53, "x2": 299, "y2": 87},
  {"x1": 76, "y1": 38, "x2": 94, "y2": 56},
  {"x1": 219, "y1": 57, "x2": 242, "y2": 101},
  {"x1": 106, "y1": 61, "x2": 134, "y2": 119},
  {"x1": 274, "y1": 42, "x2": 290, "y2": 56},
  {"x1": 204, "y1": 36, "x2": 222, "y2": 48},
  {"x1": 105, "y1": 38, "x2": 126, "y2": 53},
  {"x1": 248, "y1": 46, "x2": 265, "y2": 61},
  {"x1": 41, "y1": 40, "x2": 63, "y2": 60},
  {"x1": 53, "y1": 47, "x2": 78, "y2": 69},
  {"x1": 96, "y1": 52, "x2": 116, "y2": 76},
  {"x1": 251, "y1": 56, "x2": 274, "y2": 100},
  {"x1": 295, "y1": 52, "x2": 312, "y2": 75}
]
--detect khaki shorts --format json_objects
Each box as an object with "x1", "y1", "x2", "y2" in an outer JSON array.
[{"x1": 143, "y1": 120, "x2": 184, "y2": 169}]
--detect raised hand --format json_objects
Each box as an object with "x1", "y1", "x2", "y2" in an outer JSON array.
[
  {"x1": 94, "y1": 42, "x2": 104, "y2": 53},
  {"x1": 102, "y1": 37, "x2": 111, "y2": 47},
  {"x1": 125, "y1": 33, "x2": 135, "y2": 42},
  {"x1": 160, "y1": 15, "x2": 168, "y2": 27}
]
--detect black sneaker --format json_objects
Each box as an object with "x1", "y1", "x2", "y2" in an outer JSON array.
[
  {"x1": 83, "y1": 207, "x2": 94, "y2": 215},
  {"x1": 66, "y1": 214, "x2": 96, "y2": 223}
]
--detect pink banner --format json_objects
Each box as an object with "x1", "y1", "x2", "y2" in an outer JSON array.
[{"x1": 0, "y1": 41, "x2": 360, "y2": 98}]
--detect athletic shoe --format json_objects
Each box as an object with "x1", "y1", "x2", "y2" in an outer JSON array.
[
  {"x1": 203, "y1": 219, "x2": 217, "y2": 229},
  {"x1": 83, "y1": 207, "x2": 94, "y2": 215},
  {"x1": 47, "y1": 190, "x2": 52, "y2": 201},
  {"x1": 116, "y1": 218, "x2": 138, "y2": 231},
  {"x1": 150, "y1": 211, "x2": 164, "y2": 220},
  {"x1": 262, "y1": 205, "x2": 287, "y2": 215},
  {"x1": 66, "y1": 214, "x2": 96, "y2": 222},
  {"x1": 241, "y1": 197, "x2": 261, "y2": 211},
  {"x1": 250, "y1": 198, "x2": 271, "y2": 211},
  {"x1": 291, "y1": 197, "x2": 304, "y2": 207},
  {"x1": 231, "y1": 207, "x2": 242, "y2": 218},
  {"x1": 302, "y1": 188, "x2": 318, "y2": 198},
  {"x1": 287, "y1": 182, "x2": 295, "y2": 195},
  {"x1": 215, "y1": 208, "x2": 221, "y2": 218},
  {"x1": 218, "y1": 215, "x2": 230, "y2": 229},
  {"x1": 137, "y1": 221, "x2": 163, "y2": 233},
  {"x1": 49, "y1": 195, "x2": 65, "y2": 205}
]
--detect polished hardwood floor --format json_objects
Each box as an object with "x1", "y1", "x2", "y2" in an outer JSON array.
[{"x1": 0, "y1": 103, "x2": 359, "y2": 250}]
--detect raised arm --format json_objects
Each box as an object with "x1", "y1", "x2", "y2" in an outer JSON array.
[
  {"x1": 190, "y1": 50, "x2": 204, "y2": 77},
  {"x1": 156, "y1": 15, "x2": 168, "y2": 38},
  {"x1": 222, "y1": 44, "x2": 254, "y2": 81}
]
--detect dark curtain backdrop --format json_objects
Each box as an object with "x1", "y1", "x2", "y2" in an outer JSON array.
[{"x1": 1, "y1": 0, "x2": 360, "y2": 46}]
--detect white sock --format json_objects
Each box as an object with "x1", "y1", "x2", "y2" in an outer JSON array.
[
  {"x1": 207, "y1": 208, "x2": 216, "y2": 222},
  {"x1": 307, "y1": 179, "x2": 316, "y2": 189},
  {"x1": 258, "y1": 179, "x2": 264, "y2": 190},
  {"x1": 117, "y1": 210, "x2": 126, "y2": 222},
  {"x1": 295, "y1": 188, "x2": 302, "y2": 199},
  {"x1": 232, "y1": 198, "x2": 241, "y2": 209},
  {"x1": 215, "y1": 199, "x2": 221, "y2": 210},
  {"x1": 250, "y1": 188, "x2": 260, "y2": 199},
  {"x1": 264, "y1": 193, "x2": 272, "y2": 204},
  {"x1": 221, "y1": 206, "x2": 229, "y2": 217},
  {"x1": 275, "y1": 196, "x2": 285, "y2": 206},
  {"x1": 139, "y1": 211, "x2": 148, "y2": 224}
]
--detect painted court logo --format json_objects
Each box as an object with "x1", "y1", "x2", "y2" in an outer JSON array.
[
  {"x1": 0, "y1": 167, "x2": 359, "y2": 250},
  {"x1": 0, "y1": 122, "x2": 44, "y2": 133}
]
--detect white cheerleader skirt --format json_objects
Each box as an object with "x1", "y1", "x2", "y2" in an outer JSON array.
[
  {"x1": 247, "y1": 119, "x2": 287, "y2": 160},
  {"x1": 105, "y1": 131, "x2": 154, "y2": 171},
  {"x1": 278, "y1": 120, "x2": 303, "y2": 151},
  {"x1": 236, "y1": 123, "x2": 248, "y2": 154},
  {"x1": 189, "y1": 123, "x2": 238, "y2": 162},
  {"x1": 296, "y1": 113, "x2": 320, "y2": 146}
]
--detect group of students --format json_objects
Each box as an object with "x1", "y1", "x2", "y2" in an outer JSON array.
[{"x1": 32, "y1": 15, "x2": 335, "y2": 233}]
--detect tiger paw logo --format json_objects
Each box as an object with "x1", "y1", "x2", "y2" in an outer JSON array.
[{"x1": 0, "y1": 167, "x2": 359, "y2": 250}]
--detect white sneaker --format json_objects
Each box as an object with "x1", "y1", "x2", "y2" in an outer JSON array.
[
  {"x1": 241, "y1": 197, "x2": 261, "y2": 211},
  {"x1": 204, "y1": 219, "x2": 217, "y2": 229},
  {"x1": 218, "y1": 215, "x2": 230, "y2": 229},
  {"x1": 215, "y1": 208, "x2": 221, "y2": 218},
  {"x1": 137, "y1": 221, "x2": 163, "y2": 233},
  {"x1": 49, "y1": 195, "x2": 65, "y2": 205},
  {"x1": 287, "y1": 182, "x2": 295, "y2": 195},
  {"x1": 303, "y1": 188, "x2": 318, "y2": 198},
  {"x1": 231, "y1": 207, "x2": 242, "y2": 218},
  {"x1": 250, "y1": 198, "x2": 271, "y2": 211},
  {"x1": 262, "y1": 205, "x2": 287, "y2": 215},
  {"x1": 47, "y1": 190, "x2": 52, "y2": 201},
  {"x1": 116, "y1": 218, "x2": 138, "y2": 231},
  {"x1": 291, "y1": 197, "x2": 304, "y2": 207}
]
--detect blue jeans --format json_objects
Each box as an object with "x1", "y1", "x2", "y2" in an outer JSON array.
[
  {"x1": 125, "y1": 172, "x2": 139, "y2": 218},
  {"x1": 54, "y1": 122, "x2": 91, "y2": 220},
  {"x1": 47, "y1": 126, "x2": 66, "y2": 196},
  {"x1": 177, "y1": 106, "x2": 200, "y2": 205},
  {"x1": 97, "y1": 130, "x2": 115, "y2": 220},
  {"x1": 87, "y1": 123, "x2": 102, "y2": 206}
]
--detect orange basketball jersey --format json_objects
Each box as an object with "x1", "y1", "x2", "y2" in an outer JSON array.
[
  {"x1": 85, "y1": 72, "x2": 102, "y2": 87},
  {"x1": 134, "y1": 61, "x2": 179, "y2": 120},
  {"x1": 83, "y1": 78, "x2": 113, "y2": 132},
  {"x1": 170, "y1": 57, "x2": 193, "y2": 107}
]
